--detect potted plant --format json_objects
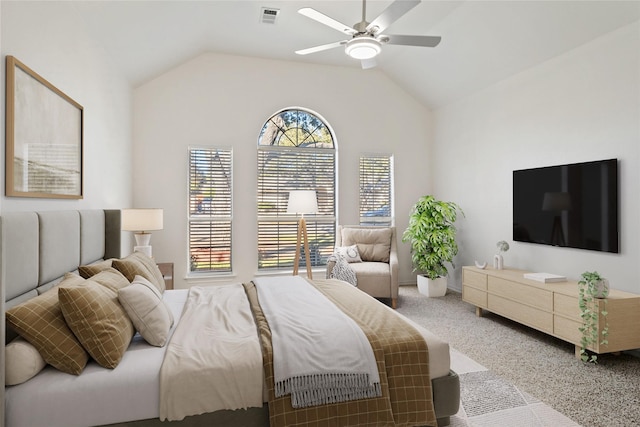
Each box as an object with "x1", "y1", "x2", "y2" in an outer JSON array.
[
  {"x1": 402, "y1": 195, "x2": 464, "y2": 297},
  {"x1": 577, "y1": 271, "x2": 609, "y2": 363}
]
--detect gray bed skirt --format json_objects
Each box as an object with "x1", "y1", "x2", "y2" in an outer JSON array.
[{"x1": 104, "y1": 370, "x2": 460, "y2": 427}]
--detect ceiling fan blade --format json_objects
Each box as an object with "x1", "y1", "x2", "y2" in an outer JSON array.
[
  {"x1": 366, "y1": 0, "x2": 421, "y2": 34},
  {"x1": 361, "y1": 58, "x2": 377, "y2": 70},
  {"x1": 298, "y1": 8, "x2": 357, "y2": 36},
  {"x1": 295, "y1": 40, "x2": 346, "y2": 56},
  {"x1": 382, "y1": 34, "x2": 441, "y2": 48}
]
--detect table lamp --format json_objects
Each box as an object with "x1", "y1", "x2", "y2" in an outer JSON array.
[
  {"x1": 287, "y1": 190, "x2": 318, "y2": 279},
  {"x1": 121, "y1": 208, "x2": 163, "y2": 257}
]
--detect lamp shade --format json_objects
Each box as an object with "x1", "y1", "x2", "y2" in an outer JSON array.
[
  {"x1": 287, "y1": 190, "x2": 318, "y2": 215},
  {"x1": 121, "y1": 208, "x2": 164, "y2": 232}
]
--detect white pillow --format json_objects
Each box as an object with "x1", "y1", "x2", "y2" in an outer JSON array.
[
  {"x1": 335, "y1": 245, "x2": 362, "y2": 263},
  {"x1": 118, "y1": 275, "x2": 174, "y2": 347},
  {"x1": 5, "y1": 337, "x2": 47, "y2": 386}
]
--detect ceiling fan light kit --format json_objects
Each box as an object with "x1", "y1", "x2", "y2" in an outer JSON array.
[
  {"x1": 295, "y1": 0, "x2": 440, "y2": 67},
  {"x1": 345, "y1": 37, "x2": 381, "y2": 60}
]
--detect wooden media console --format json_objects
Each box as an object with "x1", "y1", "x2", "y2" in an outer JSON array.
[{"x1": 462, "y1": 266, "x2": 640, "y2": 358}]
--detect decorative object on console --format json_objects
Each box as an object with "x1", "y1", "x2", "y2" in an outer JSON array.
[
  {"x1": 5, "y1": 56, "x2": 83, "y2": 199},
  {"x1": 287, "y1": 190, "x2": 318, "y2": 279},
  {"x1": 121, "y1": 208, "x2": 164, "y2": 257},
  {"x1": 474, "y1": 261, "x2": 487, "y2": 269},
  {"x1": 523, "y1": 272, "x2": 567, "y2": 283},
  {"x1": 577, "y1": 271, "x2": 609, "y2": 363},
  {"x1": 493, "y1": 240, "x2": 509, "y2": 270},
  {"x1": 403, "y1": 195, "x2": 464, "y2": 297}
]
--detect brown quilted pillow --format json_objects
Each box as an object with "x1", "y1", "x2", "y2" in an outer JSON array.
[
  {"x1": 113, "y1": 252, "x2": 165, "y2": 293},
  {"x1": 59, "y1": 280, "x2": 134, "y2": 369},
  {"x1": 78, "y1": 259, "x2": 113, "y2": 279},
  {"x1": 89, "y1": 267, "x2": 130, "y2": 292},
  {"x1": 341, "y1": 227, "x2": 392, "y2": 262},
  {"x1": 5, "y1": 273, "x2": 89, "y2": 375}
]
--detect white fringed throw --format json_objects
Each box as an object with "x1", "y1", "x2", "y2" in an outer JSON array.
[
  {"x1": 253, "y1": 276, "x2": 381, "y2": 408},
  {"x1": 328, "y1": 254, "x2": 358, "y2": 287}
]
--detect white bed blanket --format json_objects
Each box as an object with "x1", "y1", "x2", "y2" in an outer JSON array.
[
  {"x1": 159, "y1": 284, "x2": 263, "y2": 421},
  {"x1": 254, "y1": 276, "x2": 380, "y2": 408}
]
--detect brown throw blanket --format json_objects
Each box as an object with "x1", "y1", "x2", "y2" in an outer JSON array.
[{"x1": 244, "y1": 278, "x2": 436, "y2": 427}]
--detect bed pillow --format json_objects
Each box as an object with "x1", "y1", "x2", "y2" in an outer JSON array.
[
  {"x1": 5, "y1": 337, "x2": 47, "y2": 386},
  {"x1": 113, "y1": 252, "x2": 165, "y2": 293},
  {"x1": 78, "y1": 259, "x2": 113, "y2": 279},
  {"x1": 89, "y1": 267, "x2": 130, "y2": 292},
  {"x1": 334, "y1": 245, "x2": 362, "y2": 263},
  {"x1": 5, "y1": 273, "x2": 89, "y2": 375},
  {"x1": 118, "y1": 275, "x2": 174, "y2": 347},
  {"x1": 59, "y1": 280, "x2": 134, "y2": 369},
  {"x1": 341, "y1": 227, "x2": 392, "y2": 263}
]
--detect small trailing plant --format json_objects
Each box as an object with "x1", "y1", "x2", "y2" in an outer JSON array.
[
  {"x1": 496, "y1": 240, "x2": 509, "y2": 254},
  {"x1": 402, "y1": 195, "x2": 464, "y2": 280},
  {"x1": 577, "y1": 271, "x2": 609, "y2": 363}
]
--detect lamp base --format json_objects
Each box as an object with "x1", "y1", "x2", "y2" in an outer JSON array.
[
  {"x1": 293, "y1": 217, "x2": 313, "y2": 279},
  {"x1": 134, "y1": 245, "x2": 152, "y2": 258},
  {"x1": 134, "y1": 232, "x2": 152, "y2": 247}
]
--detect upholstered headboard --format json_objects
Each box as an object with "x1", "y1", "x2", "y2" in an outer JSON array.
[{"x1": 2, "y1": 209, "x2": 121, "y2": 342}]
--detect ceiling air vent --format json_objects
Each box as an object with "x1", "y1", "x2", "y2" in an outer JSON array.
[{"x1": 260, "y1": 7, "x2": 280, "y2": 24}]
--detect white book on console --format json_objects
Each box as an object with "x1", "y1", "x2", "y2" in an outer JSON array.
[{"x1": 523, "y1": 272, "x2": 567, "y2": 283}]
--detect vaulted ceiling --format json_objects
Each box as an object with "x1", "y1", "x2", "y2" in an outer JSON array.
[{"x1": 73, "y1": 0, "x2": 640, "y2": 109}]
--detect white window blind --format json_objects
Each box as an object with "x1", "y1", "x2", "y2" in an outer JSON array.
[
  {"x1": 359, "y1": 154, "x2": 393, "y2": 226},
  {"x1": 257, "y1": 109, "x2": 336, "y2": 271},
  {"x1": 188, "y1": 147, "x2": 232, "y2": 273}
]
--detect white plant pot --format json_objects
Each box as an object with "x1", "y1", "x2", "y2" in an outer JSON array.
[{"x1": 417, "y1": 275, "x2": 448, "y2": 297}]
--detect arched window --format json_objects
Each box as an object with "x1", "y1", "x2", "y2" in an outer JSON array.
[{"x1": 257, "y1": 108, "x2": 336, "y2": 271}]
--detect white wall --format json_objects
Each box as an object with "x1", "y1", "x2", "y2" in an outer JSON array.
[
  {"x1": 0, "y1": 3, "x2": 133, "y2": 423},
  {"x1": 0, "y1": 1, "x2": 132, "y2": 214},
  {"x1": 133, "y1": 52, "x2": 433, "y2": 287},
  {"x1": 433, "y1": 22, "x2": 640, "y2": 293}
]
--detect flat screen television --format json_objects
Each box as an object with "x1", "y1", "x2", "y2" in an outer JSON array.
[{"x1": 513, "y1": 159, "x2": 618, "y2": 253}]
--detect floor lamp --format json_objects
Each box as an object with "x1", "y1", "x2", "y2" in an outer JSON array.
[{"x1": 287, "y1": 190, "x2": 318, "y2": 279}]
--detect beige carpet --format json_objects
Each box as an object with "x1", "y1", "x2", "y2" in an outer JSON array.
[{"x1": 395, "y1": 286, "x2": 640, "y2": 427}]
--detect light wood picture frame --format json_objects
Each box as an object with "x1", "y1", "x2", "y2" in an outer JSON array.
[{"x1": 5, "y1": 55, "x2": 83, "y2": 199}]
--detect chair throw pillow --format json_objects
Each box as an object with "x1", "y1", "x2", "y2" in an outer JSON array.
[
  {"x1": 341, "y1": 227, "x2": 392, "y2": 263},
  {"x1": 334, "y1": 245, "x2": 362, "y2": 263},
  {"x1": 118, "y1": 275, "x2": 174, "y2": 347}
]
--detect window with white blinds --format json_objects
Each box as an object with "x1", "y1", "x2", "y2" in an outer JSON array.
[
  {"x1": 188, "y1": 147, "x2": 232, "y2": 273},
  {"x1": 257, "y1": 109, "x2": 336, "y2": 271},
  {"x1": 359, "y1": 154, "x2": 393, "y2": 226}
]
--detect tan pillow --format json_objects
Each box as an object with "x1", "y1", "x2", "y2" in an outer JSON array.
[
  {"x1": 59, "y1": 280, "x2": 134, "y2": 369},
  {"x1": 78, "y1": 259, "x2": 113, "y2": 279},
  {"x1": 118, "y1": 275, "x2": 174, "y2": 347},
  {"x1": 113, "y1": 252, "x2": 165, "y2": 293},
  {"x1": 90, "y1": 267, "x2": 130, "y2": 292},
  {"x1": 341, "y1": 227, "x2": 392, "y2": 262},
  {"x1": 5, "y1": 337, "x2": 47, "y2": 385},
  {"x1": 5, "y1": 273, "x2": 88, "y2": 375}
]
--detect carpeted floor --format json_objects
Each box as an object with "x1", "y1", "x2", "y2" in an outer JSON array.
[{"x1": 395, "y1": 286, "x2": 640, "y2": 427}]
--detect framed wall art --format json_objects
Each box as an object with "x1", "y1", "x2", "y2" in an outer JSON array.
[{"x1": 5, "y1": 55, "x2": 83, "y2": 198}]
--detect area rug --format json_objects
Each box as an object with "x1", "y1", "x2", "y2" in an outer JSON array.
[{"x1": 447, "y1": 347, "x2": 580, "y2": 426}]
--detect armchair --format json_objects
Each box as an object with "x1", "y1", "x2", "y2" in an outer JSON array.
[{"x1": 327, "y1": 225, "x2": 399, "y2": 309}]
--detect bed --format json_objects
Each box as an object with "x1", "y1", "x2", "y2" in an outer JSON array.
[{"x1": 2, "y1": 209, "x2": 460, "y2": 427}]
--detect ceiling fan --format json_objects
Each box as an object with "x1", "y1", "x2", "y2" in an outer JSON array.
[{"x1": 294, "y1": 0, "x2": 441, "y2": 68}]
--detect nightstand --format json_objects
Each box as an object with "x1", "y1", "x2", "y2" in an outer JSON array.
[{"x1": 157, "y1": 262, "x2": 174, "y2": 290}]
